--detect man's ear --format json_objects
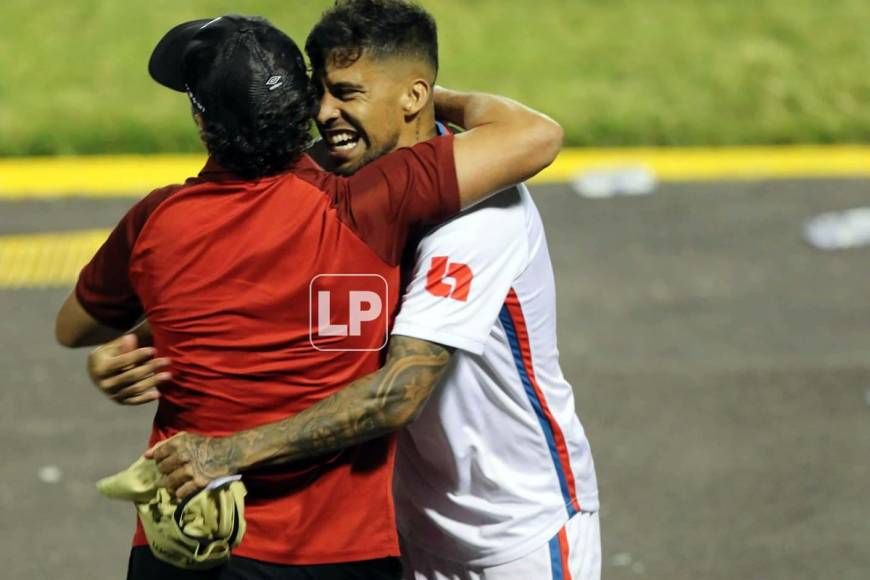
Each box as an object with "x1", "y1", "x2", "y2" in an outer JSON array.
[{"x1": 402, "y1": 78, "x2": 432, "y2": 118}]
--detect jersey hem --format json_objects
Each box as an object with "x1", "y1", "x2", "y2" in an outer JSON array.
[
  {"x1": 132, "y1": 537, "x2": 400, "y2": 566},
  {"x1": 397, "y1": 494, "x2": 599, "y2": 568},
  {"x1": 232, "y1": 544, "x2": 401, "y2": 566},
  {"x1": 391, "y1": 323, "x2": 486, "y2": 355}
]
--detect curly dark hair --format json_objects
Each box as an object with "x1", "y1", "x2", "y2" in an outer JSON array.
[
  {"x1": 197, "y1": 20, "x2": 319, "y2": 179},
  {"x1": 306, "y1": 0, "x2": 438, "y2": 75},
  {"x1": 199, "y1": 89, "x2": 316, "y2": 180}
]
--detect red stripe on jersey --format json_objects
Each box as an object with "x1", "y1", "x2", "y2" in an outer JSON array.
[
  {"x1": 504, "y1": 289, "x2": 581, "y2": 513},
  {"x1": 558, "y1": 526, "x2": 573, "y2": 580}
]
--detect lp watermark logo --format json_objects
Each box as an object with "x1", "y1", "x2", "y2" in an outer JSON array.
[{"x1": 309, "y1": 274, "x2": 389, "y2": 351}]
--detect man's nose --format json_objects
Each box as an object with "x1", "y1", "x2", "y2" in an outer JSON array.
[{"x1": 317, "y1": 94, "x2": 340, "y2": 126}]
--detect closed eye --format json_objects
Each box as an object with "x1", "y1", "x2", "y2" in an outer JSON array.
[
  {"x1": 334, "y1": 89, "x2": 361, "y2": 101},
  {"x1": 329, "y1": 82, "x2": 366, "y2": 102}
]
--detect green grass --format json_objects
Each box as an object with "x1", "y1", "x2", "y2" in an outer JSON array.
[{"x1": 2, "y1": 0, "x2": 870, "y2": 155}]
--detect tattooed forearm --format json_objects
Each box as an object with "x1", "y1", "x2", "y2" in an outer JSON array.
[{"x1": 225, "y1": 336, "x2": 453, "y2": 471}]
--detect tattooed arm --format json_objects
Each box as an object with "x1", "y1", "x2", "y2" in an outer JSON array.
[{"x1": 147, "y1": 335, "x2": 453, "y2": 499}]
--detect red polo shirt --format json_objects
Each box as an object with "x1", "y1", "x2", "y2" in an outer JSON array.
[{"x1": 76, "y1": 135, "x2": 459, "y2": 564}]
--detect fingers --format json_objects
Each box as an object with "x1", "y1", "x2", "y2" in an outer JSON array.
[
  {"x1": 148, "y1": 437, "x2": 193, "y2": 492},
  {"x1": 143, "y1": 438, "x2": 168, "y2": 460},
  {"x1": 142, "y1": 433, "x2": 210, "y2": 499},
  {"x1": 152, "y1": 440, "x2": 208, "y2": 499},
  {"x1": 112, "y1": 387, "x2": 161, "y2": 406},
  {"x1": 118, "y1": 334, "x2": 138, "y2": 354},
  {"x1": 93, "y1": 347, "x2": 161, "y2": 379},
  {"x1": 175, "y1": 480, "x2": 205, "y2": 500},
  {"x1": 163, "y1": 466, "x2": 207, "y2": 500},
  {"x1": 147, "y1": 433, "x2": 185, "y2": 462},
  {"x1": 164, "y1": 465, "x2": 194, "y2": 496},
  {"x1": 87, "y1": 334, "x2": 174, "y2": 405},
  {"x1": 88, "y1": 341, "x2": 162, "y2": 393},
  {"x1": 104, "y1": 366, "x2": 171, "y2": 403},
  {"x1": 157, "y1": 458, "x2": 188, "y2": 483},
  {"x1": 151, "y1": 435, "x2": 194, "y2": 475}
]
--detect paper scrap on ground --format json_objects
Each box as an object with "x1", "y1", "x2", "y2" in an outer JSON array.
[
  {"x1": 803, "y1": 207, "x2": 870, "y2": 250},
  {"x1": 571, "y1": 165, "x2": 657, "y2": 199}
]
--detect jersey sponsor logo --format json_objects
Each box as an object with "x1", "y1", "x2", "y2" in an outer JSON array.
[
  {"x1": 309, "y1": 274, "x2": 389, "y2": 351},
  {"x1": 425, "y1": 256, "x2": 472, "y2": 302}
]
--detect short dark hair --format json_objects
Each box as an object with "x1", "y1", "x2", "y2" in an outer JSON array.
[{"x1": 306, "y1": 0, "x2": 438, "y2": 75}]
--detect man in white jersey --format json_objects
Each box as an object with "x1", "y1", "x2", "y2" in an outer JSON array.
[
  {"x1": 386, "y1": 152, "x2": 601, "y2": 579},
  {"x1": 87, "y1": 1, "x2": 600, "y2": 578}
]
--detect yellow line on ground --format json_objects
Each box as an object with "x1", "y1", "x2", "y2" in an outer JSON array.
[
  {"x1": 535, "y1": 145, "x2": 870, "y2": 183},
  {"x1": 2, "y1": 146, "x2": 870, "y2": 198},
  {"x1": 0, "y1": 155, "x2": 205, "y2": 199},
  {"x1": 3, "y1": 145, "x2": 867, "y2": 288},
  {"x1": 0, "y1": 229, "x2": 109, "y2": 288}
]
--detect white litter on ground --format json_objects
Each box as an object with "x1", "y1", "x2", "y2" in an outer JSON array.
[
  {"x1": 803, "y1": 207, "x2": 870, "y2": 250},
  {"x1": 571, "y1": 165, "x2": 657, "y2": 199},
  {"x1": 611, "y1": 552, "x2": 633, "y2": 567},
  {"x1": 38, "y1": 465, "x2": 63, "y2": 484}
]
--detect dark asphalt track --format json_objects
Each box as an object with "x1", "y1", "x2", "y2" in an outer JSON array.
[{"x1": 1, "y1": 179, "x2": 868, "y2": 579}]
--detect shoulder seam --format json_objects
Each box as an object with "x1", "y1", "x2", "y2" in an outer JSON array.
[{"x1": 291, "y1": 169, "x2": 405, "y2": 268}]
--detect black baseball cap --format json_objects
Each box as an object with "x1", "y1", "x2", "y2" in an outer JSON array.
[{"x1": 149, "y1": 15, "x2": 309, "y2": 131}]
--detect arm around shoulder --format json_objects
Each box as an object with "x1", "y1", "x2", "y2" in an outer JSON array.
[{"x1": 435, "y1": 87, "x2": 564, "y2": 208}]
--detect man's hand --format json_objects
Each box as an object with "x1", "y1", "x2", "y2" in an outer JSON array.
[
  {"x1": 145, "y1": 432, "x2": 239, "y2": 499},
  {"x1": 88, "y1": 334, "x2": 170, "y2": 405}
]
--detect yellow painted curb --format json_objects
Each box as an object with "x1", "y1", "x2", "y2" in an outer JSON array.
[
  {"x1": 0, "y1": 155, "x2": 205, "y2": 199},
  {"x1": 0, "y1": 229, "x2": 109, "y2": 288},
  {"x1": 2, "y1": 146, "x2": 870, "y2": 199},
  {"x1": 539, "y1": 145, "x2": 870, "y2": 183}
]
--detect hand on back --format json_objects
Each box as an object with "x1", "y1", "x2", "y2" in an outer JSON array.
[{"x1": 88, "y1": 334, "x2": 170, "y2": 405}]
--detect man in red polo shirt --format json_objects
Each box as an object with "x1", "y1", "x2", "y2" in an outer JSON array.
[{"x1": 55, "y1": 12, "x2": 563, "y2": 580}]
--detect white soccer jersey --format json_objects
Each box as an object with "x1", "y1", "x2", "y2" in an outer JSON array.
[{"x1": 391, "y1": 183, "x2": 599, "y2": 567}]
